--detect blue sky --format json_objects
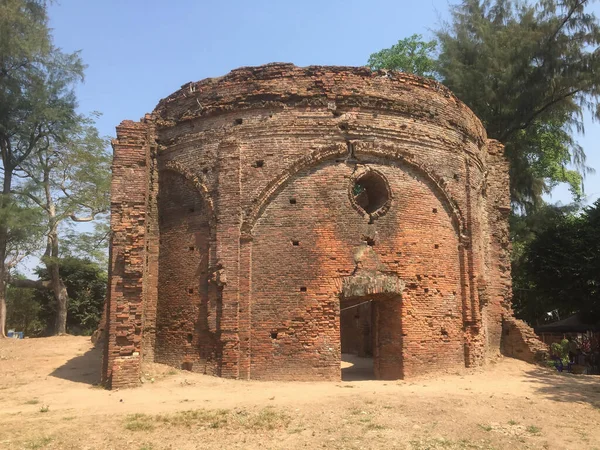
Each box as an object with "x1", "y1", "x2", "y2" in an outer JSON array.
[{"x1": 47, "y1": 0, "x2": 599, "y2": 205}]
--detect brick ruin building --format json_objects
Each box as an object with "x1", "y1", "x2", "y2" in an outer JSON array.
[{"x1": 102, "y1": 63, "x2": 545, "y2": 389}]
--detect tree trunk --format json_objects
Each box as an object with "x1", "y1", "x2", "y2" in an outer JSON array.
[
  {"x1": 0, "y1": 169, "x2": 13, "y2": 338},
  {"x1": 0, "y1": 298, "x2": 6, "y2": 338},
  {"x1": 53, "y1": 276, "x2": 68, "y2": 335},
  {"x1": 48, "y1": 225, "x2": 68, "y2": 335}
]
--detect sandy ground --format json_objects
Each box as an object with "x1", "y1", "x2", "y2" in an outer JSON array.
[{"x1": 0, "y1": 337, "x2": 599, "y2": 450}]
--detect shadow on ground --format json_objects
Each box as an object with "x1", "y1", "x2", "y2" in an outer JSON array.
[
  {"x1": 49, "y1": 345, "x2": 102, "y2": 385},
  {"x1": 341, "y1": 353, "x2": 375, "y2": 381},
  {"x1": 524, "y1": 366, "x2": 600, "y2": 409}
]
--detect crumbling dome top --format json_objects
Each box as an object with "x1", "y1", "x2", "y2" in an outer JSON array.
[{"x1": 153, "y1": 63, "x2": 487, "y2": 147}]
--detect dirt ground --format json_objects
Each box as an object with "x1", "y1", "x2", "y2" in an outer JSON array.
[{"x1": 0, "y1": 337, "x2": 599, "y2": 450}]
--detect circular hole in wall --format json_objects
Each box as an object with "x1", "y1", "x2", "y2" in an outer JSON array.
[{"x1": 352, "y1": 171, "x2": 390, "y2": 215}]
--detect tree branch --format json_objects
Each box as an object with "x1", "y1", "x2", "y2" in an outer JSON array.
[
  {"x1": 547, "y1": 0, "x2": 587, "y2": 45},
  {"x1": 69, "y1": 213, "x2": 99, "y2": 222},
  {"x1": 12, "y1": 190, "x2": 48, "y2": 211},
  {"x1": 500, "y1": 88, "x2": 583, "y2": 141},
  {"x1": 8, "y1": 278, "x2": 51, "y2": 290}
]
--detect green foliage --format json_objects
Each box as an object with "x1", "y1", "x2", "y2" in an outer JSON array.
[
  {"x1": 61, "y1": 221, "x2": 110, "y2": 266},
  {"x1": 367, "y1": 34, "x2": 438, "y2": 77},
  {"x1": 0, "y1": 0, "x2": 96, "y2": 336},
  {"x1": 368, "y1": 1, "x2": 600, "y2": 211},
  {"x1": 0, "y1": 0, "x2": 110, "y2": 337},
  {"x1": 0, "y1": 0, "x2": 59, "y2": 275},
  {"x1": 16, "y1": 112, "x2": 110, "y2": 224},
  {"x1": 435, "y1": 0, "x2": 599, "y2": 211},
  {"x1": 35, "y1": 257, "x2": 107, "y2": 335},
  {"x1": 549, "y1": 339, "x2": 571, "y2": 366},
  {"x1": 6, "y1": 281, "x2": 43, "y2": 335},
  {"x1": 0, "y1": 0, "x2": 85, "y2": 171},
  {"x1": 512, "y1": 199, "x2": 600, "y2": 325},
  {"x1": 0, "y1": 198, "x2": 44, "y2": 268},
  {"x1": 352, "y1": 182, "x2": 365, "y2": 196}
]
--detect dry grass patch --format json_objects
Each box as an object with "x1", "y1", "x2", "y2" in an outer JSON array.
[
  {"x1": 23, "y1": 436, "x2": 53, "y2": 450},
  {"x1": 409, "y1": 437, "x2": 496, "y2": 449},
  {"x1": 124, "y1": 407, "x2": 291, "y2": 432},
  {"x1": 124, "y1": 413, "x2": 156, "y2": 431}
]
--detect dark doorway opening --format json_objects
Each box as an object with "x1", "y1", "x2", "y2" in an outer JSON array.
[
  {"x1": 340, "y1": 298, "x2": 375, "y2": 380},
  {"x1": 339, "y1": 294, "x2": 404, "y2": 381}
]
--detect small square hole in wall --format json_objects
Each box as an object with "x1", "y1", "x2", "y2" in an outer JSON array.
[
  {"x1": 292, "y1": 240, "x2": 300, "y2": 246},
  {"x1": 300, "y1": 286, "x2": 307, "y2": 292},
  {"x1": 434, "y1": 244, "x2": 439, "y2": 249},
  {"x1": 254, "y1": 160, "x2": 264, "y2": 168},
  {"x1": 432, "y1": 208, "x2": 438, "y2": 214},
  {"x1": 424, "y1": 288, "x2": 429, "y2": 293},
  {"x1": 189, "y1": 207, "x2": 195, "y2": 213},
  {"x1": 234, "y1": 118, "x2": 243, "y2": 125},
  {"x1": 189, "y1": 246, "x2": 195, "y2": 251},
  {"x1": 270, "y1": 332, "x2": 278, "y2": 340},
  {"x1": 454, "y1": 174, "x2": 460, "y2": 181},
  {"x1": 289, "y1": 198, "x2": 297, "y2": 205},
  {"x1": 187, "y1": 333, "x2": 193, "y2": 343},
  {"x1": 188, "y1": 288, "x2": 194, "y2": 294}
]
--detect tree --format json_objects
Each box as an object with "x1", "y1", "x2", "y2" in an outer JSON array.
[
  {"x1": 10, "y1": 117, "x2": 109, "y2": 335},
  {"x1": 35, "y1": 257, "x2": 107, "y2": 335},
  {"x1": 5, "y1": 258, "x2": 107, "y2": 336},
  {"x1": 0, "y1": 0, "x2": 85, "y2": 336},
  {"x1": 368, "y1": 34, "x2": 438, "y2": 77},
  {"x1": 513, "y1": 199, "x2": 600, "y2": 324},
  {"x1": 435, "y1": 0, "x2": 599, "y2": 211},
  {"x1": 61, "y1": 221, "x2": 110, "y2": 267},
  {"x1": 6, "y1": 280, "x2": 42, "y2": 336},
  {"x1": 368, "y1": 0, "x2": 600, "y2": 212}
]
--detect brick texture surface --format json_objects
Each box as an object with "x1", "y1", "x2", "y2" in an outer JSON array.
[
  {"x1": 103, "y1": 63, "x2": 545, "y2": 387},
  {"x1": 502, "y1": 316, "x2": 549, "y2": 363}
]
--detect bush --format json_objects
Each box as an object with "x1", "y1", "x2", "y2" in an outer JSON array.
[{"x1": 548, "y1": 339, "x2": 570, "y2": 367}]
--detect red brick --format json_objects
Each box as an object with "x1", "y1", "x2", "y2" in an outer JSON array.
[{"x1": 102, "y1": 63, "x2": 546, "y2": 388}]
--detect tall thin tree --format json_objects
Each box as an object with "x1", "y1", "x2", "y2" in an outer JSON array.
[{"x1": 0, "y1": 0, "x2": 85, "y2": 336}]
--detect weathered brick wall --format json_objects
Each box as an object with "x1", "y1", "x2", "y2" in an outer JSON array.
[
  {"x1": 154, "y1": 170, "x2": 216, "y2": 374},
  {"x1": 142, "y1": 129, "x2": 159, "y2": 362},
  {"x1": 102, "y1": 119, "x2": 156, "y2": 389},
  {"x1": 502, "y1": 316, "x2": 548, "y2": 363},
  {"x1": 250, "y1": 161, "x2": 464, "y2": 380},
  {"x1": 104, "y1": 63, "x2": 540, "y2": 386},
  {"x1": 483, "y1": 140, "x2": 514, "y2": 357}
]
